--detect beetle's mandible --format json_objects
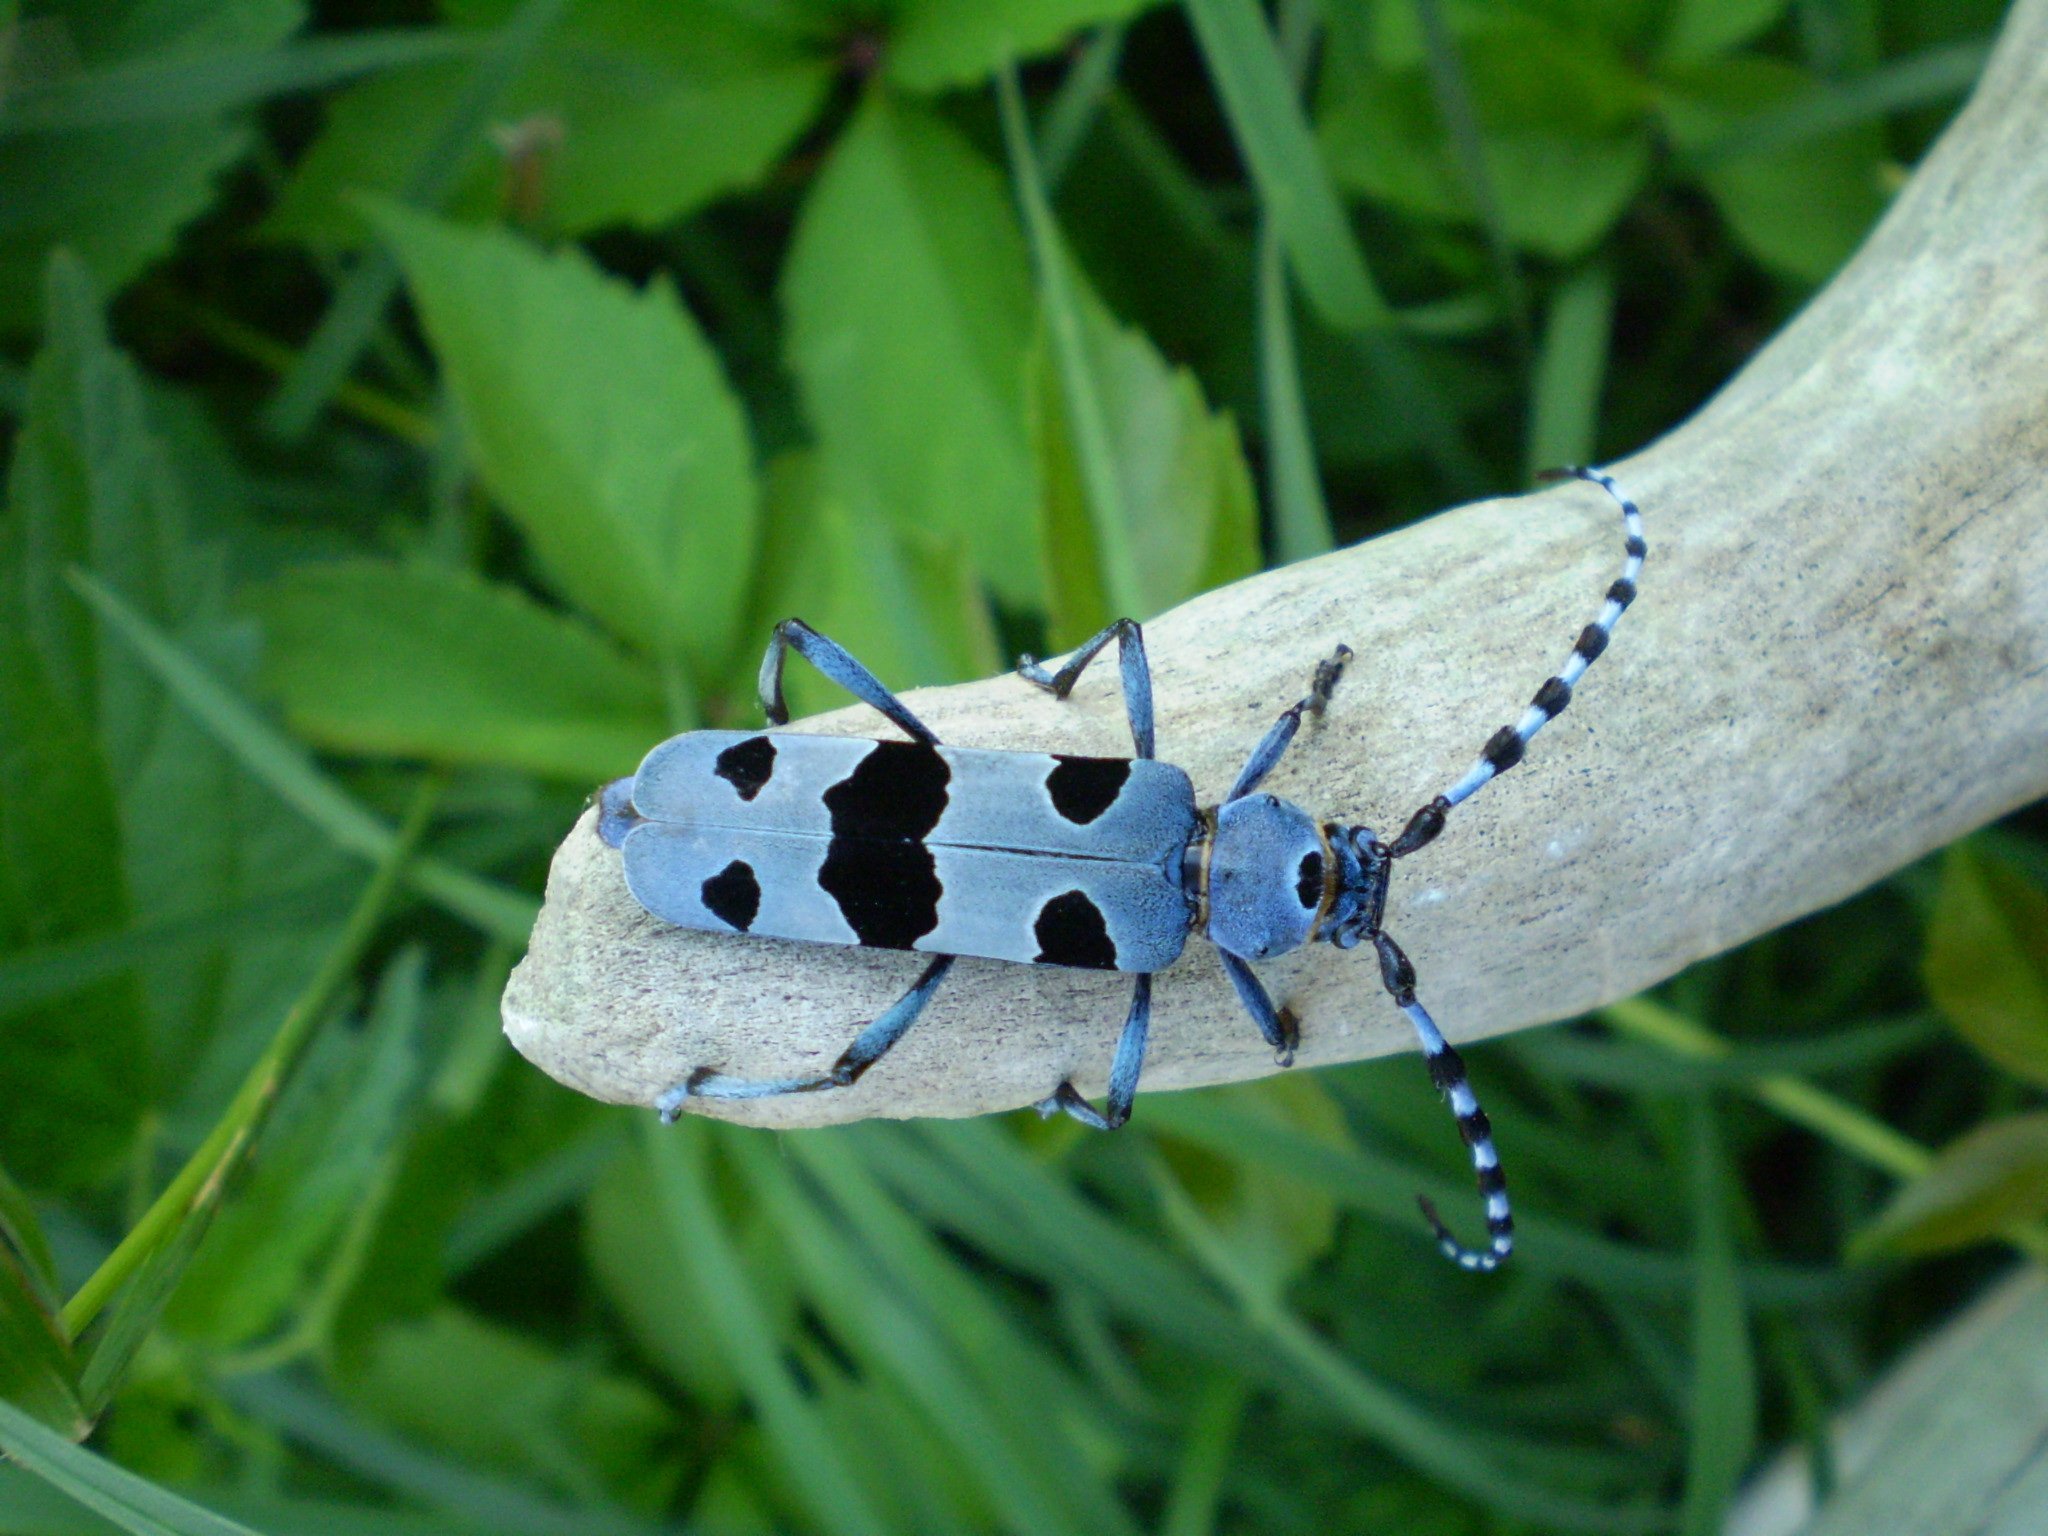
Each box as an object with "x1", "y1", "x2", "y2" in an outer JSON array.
[{"x1": 596, "y1": 467, "x2": 1646, "y2": 1271}]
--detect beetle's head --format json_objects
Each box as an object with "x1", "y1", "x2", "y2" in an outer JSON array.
[{"x1": 1315, "y1": 824, "x2": 1392, "y2": 951}]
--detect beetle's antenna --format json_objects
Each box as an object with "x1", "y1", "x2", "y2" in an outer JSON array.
[
  {"x1": 1384, "y1": 466, "x2": 1646, "y2": 859},
  {"x1": 1372, "y1": 931, "x2": 1513, "y2": 1271}
]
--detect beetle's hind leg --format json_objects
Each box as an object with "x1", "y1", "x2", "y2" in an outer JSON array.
[
  {"x1": 1037, "y1": 974, "x2": 1152, "y2": 1130},
  {"x1": 1017, "y1": 617, "x2": 1156, "y2": 759},
  {"x1": 657, "y1": 956, "x2": 954, "y2": 1120},
  {"x1": 759, "y1": 618, "x2": 939, "y2": 745}
]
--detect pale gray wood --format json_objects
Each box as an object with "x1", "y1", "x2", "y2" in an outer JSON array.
[{"x1": 504, "y1": 0, "x2": 2048, "y2": 1127}]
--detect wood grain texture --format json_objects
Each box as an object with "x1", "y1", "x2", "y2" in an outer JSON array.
[{"x1": 503, "y1": 0, "x2": 2048, "y2": 1127}]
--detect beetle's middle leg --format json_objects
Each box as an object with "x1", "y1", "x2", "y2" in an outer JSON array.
[
  {"x1": 657, "y1": 956, "x2": 954, "y2": 1119},
  {"x1": 1224, "y1": 645, "x2": 1352, "y2": 802},
  {"x1": 1017, "y1": 617, "x2": 1156, "y2": 759},
  {"x1": 1037, "y1": 974, "x2": 1152, "y2": 1130},
  {"x1": 1217, "y1": 950, "x2": 1299, "y2": 1066}
]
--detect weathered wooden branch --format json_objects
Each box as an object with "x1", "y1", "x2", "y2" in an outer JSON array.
[{"x1": 503, "y1": 0, "x2": 2048, "y2": 1127}]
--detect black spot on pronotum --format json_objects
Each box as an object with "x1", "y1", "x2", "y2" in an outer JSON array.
[
  {"x1": 701, "y1": 860, "x2": 761, "y2": 932},
  {"x1": 1295, "y1": 850, "x2": 1324, "y2": 908},
  {"x1": 1033, "y1": 889, "x2": 1118, "y2": 969},
  {"x1": 818, "y1": 740, "x2": 950, "y2": 949},
  {"x1": 1046, "y1": 756, "x2": 1130, "y2": 825},
  {"x1": 714, "y1": 736, "x2": 777, "y2": 801}
]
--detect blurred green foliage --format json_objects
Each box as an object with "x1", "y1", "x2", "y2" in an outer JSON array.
[{"x1": 1, "y1": 0, "x2": 2044, "y2": 1533}]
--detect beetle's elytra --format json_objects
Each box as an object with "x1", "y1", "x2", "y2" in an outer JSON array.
[{"x1": 599, "y1": 467, "x2": 1647, "y2": 1271}]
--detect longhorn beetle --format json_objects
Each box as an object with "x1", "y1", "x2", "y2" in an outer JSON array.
[{"x1": 598, "y1": 467, "x2": 1645, "y2": 1271}]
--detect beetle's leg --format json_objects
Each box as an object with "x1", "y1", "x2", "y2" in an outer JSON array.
[
  {"x1": 1370, "y1": 930, "x2": 1513, "y2": 1272},
  {"x1": 1017, "y1": 617, "x2": 1155, "y2": 759},
  {"x1": 1224, "y1": 645, "x2": 1352, "y2": 802},
  {"x1": 1037, "y1": 974, "x2": 1152, "y2": 1130},
  {"x1": 1217, "y1": 950, "x2": 1299, "y2": 1066},
  {"x1": 657, "y1": 956, "x2": 953, "y2": 1119},
  {"x1": 759, "y1": 618, "x2": 939, "y2": 745},
  {"x1": 1389, "y1": 466, "x2": 1645, "y2": 859}
]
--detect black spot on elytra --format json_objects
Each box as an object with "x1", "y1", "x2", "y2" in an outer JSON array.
[
  {"x1": 1046, "y1": 756, "x2": 1130, "y2": 825},
  {"x1": 817, "y1": 740, "x2": 949, "y2": 949},
  {"x1": 701, "y1": 860, "x2": 761, "y2": 931},
  {"x1": 1296, "y1": 850, "x2": 1324, "y2": 908},
  {"x1": 1033, "y1": 889, "x2": 1118, "y2": 969},
  {"x1": 714, "y1": 736, "x2": 777, "y2": 801}
]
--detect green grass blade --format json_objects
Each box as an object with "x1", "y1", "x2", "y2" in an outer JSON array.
[
  {"x1": 1141, "y1": 1092, "x2": 1839, "y2": 1302},
  {"x1": 1152, "y1": 1160, "x2": 1676, "y2": 1533},
  {"x1": 997, "y1": 62, "x2": 1144, "y2": 616},
  {"x1": 0, "y1": 1396, "x2": 260, "y2": 1536},
  {"x1": 1039, "y1": 25, "x2": 1126, "y2": 191},
  {"x1": 1685, "y1": 37, "x2": 1990, "y2": 167},
  {"x1": 217, "y1": 1373, "x2": 663, "y2": 1536},
  {"x1": 1182, "y1": 0, "x2": 1387, "y2": 331},
  {"x1": 61, "y1": 780, "x2": 441, "y2": 1342},
  {"x1": 263, "y1": 0, "x2": 572, "y2": 441},
  {"x1": 740, "y1": 1138, "x2": 1105, "y2": 1536},
  {"x1": 1258, "y1": 219, "x2": 1333, "y2": 563},
  {"x1": 0, "y1": 876, "x2": 345, "y2": 1016},
  {"x1": 1526, "y1": 262, "x2": 1616, "y2": 480},
  {"x1": 1413, "y1": 0, "x2": 1529, "y2": 344},
  {"x1": 1159, "y1": 1374, "x2": 1246, "y2": 1536},
  {"x1": 641, "y1": 1119, "x2": 895, "y2": 1536},
  {"x1": 1681, "y1": 1098, "x2": 1756, "y2": 1536},
  {"x1": 0, "y1": 30, "x2": 482, "y2": 135},
  {"x1": 786, "y1": 1134, "x2": 1134, "y2": 1536},
  {"x1": 68, "y1": 571, "x2": 536, "y2": 944}
]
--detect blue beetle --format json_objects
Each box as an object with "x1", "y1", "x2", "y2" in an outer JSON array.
[{"x1": 599, "y1": 467, "x2": 1646, "y2": 1270}]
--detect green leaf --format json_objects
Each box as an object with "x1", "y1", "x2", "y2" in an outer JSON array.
[
  {"x1": 0, "y1": 1164, "x2": 86, "y2": 1438},
  {"x1": 1658, "y1": 56, "x2": 1888, "y2": 282},
  {"x1": 254, "y1": 561, "x2": 666, "y2": 781},
  {"x1": 1029, "y1": 271, "x2": 1261, "y2": 644},
  {"x1": 1183, "y1": 0, "x2": 1385, "y2": 331},
  {"x1": 883, "y1": 0, "x2": 1160, "y2": 92},
  {"x1": 1659, "y1": 0, "x2": 1794, "y2": 65},
  {"x1": 0, "y1": 258, "x2": 152, "y2": 1190},
  {"x1": 264, "y1": 4, "x2": 831, "y2": 249},
  {"x1": 1682, "y1": 1098, "x2": 1756, "y2": 1536},
  {"x1": 1525, "y1": 261, "x2": 1615, "y2": 479},
  {"x1": 0, "y1": 1, "x2": 302, "y2": 330},
  {"x1": 0, "y1": 28, "x2": 481, "y2": 133},
  {"x1": 370, "y1": 205, "x2": 758, "y2": 679},
  {"x1": 641, "y1": 1119, "x2": 893, "y2": 1536},
  {"x1": 0, "y1": 1396, "x2": 263, "y2": 1536},
  {"x1": 1853, "y1": 1114, "x2": 2048, "y2": 1260},
  {"x1": 1154, "y1": 1075, "x2": 1348, "y2": 1308},
  {"x1": 342, "y1": 1306, "x2": 680, "y2": 1511},
  {"x1": 69, "y1": 572, "x2": 536, "y2": 944},
  {"x1": 741, "y1": 452, "x2": 999, "y2": 725},
  {"x1": 1922, "y1": 843, "x2": 2048, "y2": 1088},
  {"x1": 0, "y1": 621, "x2": 144, "y2": 1190},
  {"x1": 262, "y1": 0, "x2": 572, "y2": 441},
  {"x1": 783, "y1": 91, "x2": 1043, "y2": 608},
  {"x1": 166, "y1": 949, "x2": 425, "y2": 1347},
  {"x1": 1318, "y1": 12, "x2": 1652, "y2": 261}
]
